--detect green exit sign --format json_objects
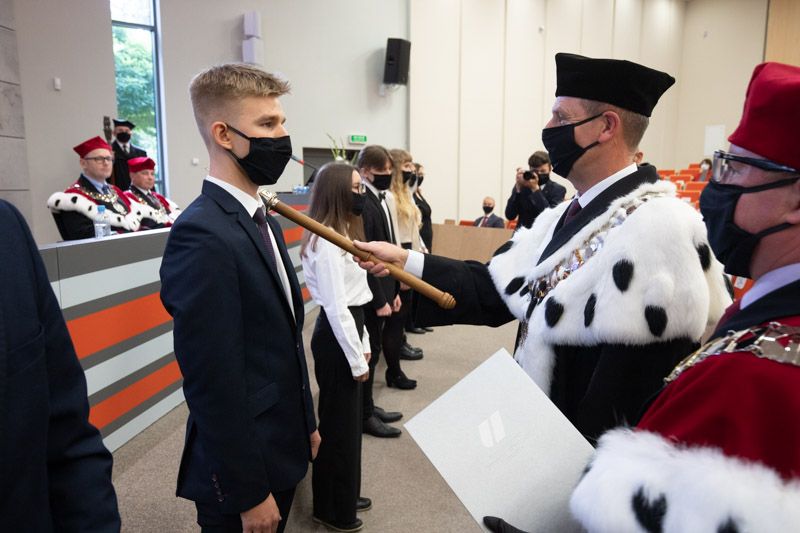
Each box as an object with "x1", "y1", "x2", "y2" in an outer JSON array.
[{"x1": 349, "y1": 134, "x2": 368, "y2": 145}]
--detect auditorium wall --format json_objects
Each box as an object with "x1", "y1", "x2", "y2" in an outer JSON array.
[
  {"x1": 12, "y1": 0, "x2": 408, "y2": 244},
  {"x1": 409, "y1": 0, "x2": 768, "y2": 224}
]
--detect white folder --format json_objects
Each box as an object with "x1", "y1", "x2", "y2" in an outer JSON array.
[{"x1": 405, "y1": 349, "x2": 594, "y2": 532}]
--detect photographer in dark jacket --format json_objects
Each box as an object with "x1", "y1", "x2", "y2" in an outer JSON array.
[{"x1": 505, "y1": 151, "x2": 567, "y2": 229}]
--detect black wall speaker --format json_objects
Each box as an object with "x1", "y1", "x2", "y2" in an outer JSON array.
[{"x1": 383, "y1": 38, "x2": 411, "y2": 85}]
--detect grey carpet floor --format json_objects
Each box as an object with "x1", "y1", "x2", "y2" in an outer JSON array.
[{"x1": 112, "y1": 310, "x2": 517, "y2": 532}]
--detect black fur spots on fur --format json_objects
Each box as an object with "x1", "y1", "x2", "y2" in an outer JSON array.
[
  {"x1": 505, "y1": 277, "x2": 525, "y2": 296},
  {"x1": 526, "y1": 297, "x2": 536, "y2": 320},
  {"x1": 632, "y1": 487, "x2": 667, "y2": 533},
  {"x1": 493, "y1": 241, "x2": 514, "y2": 257},
  {"x1": 717, "y1": 517, "x2": 741, "y2": 533},
  {"x1": 645, "y1": 305, "x2": 668, "y2": 337},
  {"x1": 55, "y1": 199, "x2": 61, "y2": 207},
  {"x1": 519, "y1": 284, "x2": 529, "y2": 298},
  {"x1": 697, "y1": 243, "x2": 711, "y2": 271},
  {"x1": 70, "y1": 195, "x2": 78, "y2": 204},
  {"x1": 612, "y1": 259, "x2": 634, "y2": 292},
  {"x1": 584, "y1": 294, "x2": 597, "y2": 327},
  {"x1": 545, "y1": 298, "x2": 564, "y2": 328}
]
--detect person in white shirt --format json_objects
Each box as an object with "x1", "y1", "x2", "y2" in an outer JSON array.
[{"x1": 301, "y1": 162, "x2": 373, "y2": 533}]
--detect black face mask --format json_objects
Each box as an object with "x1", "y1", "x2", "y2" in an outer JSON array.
[
  {"x1": 537, "y1": 173, "x2": 551, "y2": 185},
  {"x1": 371, "y1": 173, "x2": 392, "y2": 191},
  {"x1": 482, "y1": 205, "x2": 493, "y2": 215},
  {"x1": 417, "y1": 175, "x2": 424, "y2": 187},
  {"x1": 541, "y1": 114, "x2": 602, "y2": 178},
  {"x1": 116, "y1": 132, "x2": 131, "y2": 143},
  {"x1": 402, "y1": 171, "x2": 417, "y2": 187},
  {"x1": 699, "y1": 177, "x2": 799, "y2": 277},
  {"x1": 351, "y1": 192, "x2": 366, "y2": 216},
  {"x1": 226, "y1": 124, "x2": 292, "y2": 186}
]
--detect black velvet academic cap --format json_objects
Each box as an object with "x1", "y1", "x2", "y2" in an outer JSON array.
[
  {"x1": 113, "y1": 119, "x2": 136, "y2": 129},
  {"x1": 554, "y1": 53, "x2": 675, "y2": 117}
]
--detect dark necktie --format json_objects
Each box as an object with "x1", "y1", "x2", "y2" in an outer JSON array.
[
  {"x1": 101, "y1": 184, "x2": 110, "y2": 195},
  {"x1": 252, "y1": 207, "x2": 277, "y2": 269},
  {"x1": 482, "y1": 216, "x2": 488, "y2": 227},
  {"x1": 379, "y1": 192, "x2": 396, "y2": 244},
  {"x1": 715, "y1": 299, "x2": 741, "y2": 332},
  {"x1": 562, "y1": 198, "x2": 582, "y2": 226}
]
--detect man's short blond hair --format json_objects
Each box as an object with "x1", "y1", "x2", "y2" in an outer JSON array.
[{"x1": 189, "y1": 63, "x2": 290, "y2": 142}]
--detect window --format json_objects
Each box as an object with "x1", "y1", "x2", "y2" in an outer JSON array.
[{"x1": 110, "y1": 0, "x2": 166, "y2": 194}]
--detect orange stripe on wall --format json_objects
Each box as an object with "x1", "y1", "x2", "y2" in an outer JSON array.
[
  {"x1": 283, "y1": 226, "x2": 304, "y2": 245},
  {"x1": 67, "y1": 292, "x2": 172, "y2": 359},
  {"x1": 89, "y1": 360, "x2": 182, "y2": 430}
]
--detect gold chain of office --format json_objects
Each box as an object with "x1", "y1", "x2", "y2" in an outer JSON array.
[{"x1": 665, "y1": 322, "x2": 800, "y2": 383}]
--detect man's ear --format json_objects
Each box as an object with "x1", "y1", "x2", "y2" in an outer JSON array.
[
  {"x1": 785, "y1": 180, "x2": 800, "y2": 224},
  {"x1": 598, "y1": 111, "x2": 621, "y2": 144},
  {"x1": 210, "y1": 121, "x2": 234, "y2": 151}
]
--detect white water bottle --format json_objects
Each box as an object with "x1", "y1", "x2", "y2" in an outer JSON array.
[{"x1": 94, "y1": 205, "x2": 112, "y2": 238}]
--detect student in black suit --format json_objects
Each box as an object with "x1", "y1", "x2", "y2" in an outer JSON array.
[
  {"x1": 159, "y1": 64, "x2": 319, "y2": 533},
  {"x1": 111, "y1": 119, "x2": 147, "y2": 191},
  {"x1": 473, "y1": 197, "x2": 506, "y2": 228},
  {"x1": 0, "y1": 199, "x2": 120, "y2": 531},
  {"x1": 505, "y1": 151, "x2": 567, "y2": 229},
  {"x1": 356, "y1": 145, "x2": 405, "y2": 439}
]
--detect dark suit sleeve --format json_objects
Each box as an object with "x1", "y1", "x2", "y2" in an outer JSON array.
[
  {"x1": 544, "y1": 182, "x2": 567, "y2": 206},
  {"x1": 504, "y1": 188, "x2": 519, "y2": 221},
  {"x1": 575, "y1": 338, "x2": 697, "y2": 442},
  {"x1": 415, "y1": 254, "x2": 514, "y2": 328},
  {"x1": 11, "y1": 204, "x2": 121, "y2": 531},
  {"x1": 160, "y1": 221, "x2": 271, "y2": 513},
  {"x1": 361, "y1": 207, "x2": 389, "y2": 310},
  {"x1": 489, "y1": 216, "x2": 505, "y2": 228}
]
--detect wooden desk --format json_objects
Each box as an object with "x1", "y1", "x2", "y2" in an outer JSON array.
[{"x1": 432, "y1": 223, "x2": 513, "y2": 263}]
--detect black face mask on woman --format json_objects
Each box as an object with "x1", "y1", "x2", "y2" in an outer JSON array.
[
  {"x1": 351, "y1": 193, "x2": 366, "y2": 216},
  {"x1": 402, "y1": 171, "x2": 417, "y2": 187},
  {"x1": 226, "y1": 124, "x2": 292, "y2": 186},
  {"x1": 371, "y1": 173, "x2": 392, "y2": 191},
  {"x1": 541, "y1": 114, "x2": 602, "y2": 178},
  {"x1": 699, "y1": 176, "x2": 799, "y2": 277}
]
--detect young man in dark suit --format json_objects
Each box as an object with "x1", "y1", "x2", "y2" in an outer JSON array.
[
  {"x1": 111, "y1": 119, "x2": 147, "y2": 191},
  {"x1": 160, "y1": 64, "x2": 319, "y2": 533},
  {"x1": 505, "y1": 151, "x2": 567, "y2": 229},
  {"x1": 0, "y1": 199, "x2": 120, "y2": 531},
  {"x1": 356, "y1": 145, "x2": 405, "y2": 438}
]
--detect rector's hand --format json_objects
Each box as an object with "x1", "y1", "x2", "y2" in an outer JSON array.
[
  {"x1": 310, "y1": 430, "x2": 321, "y2": 460},
  {"x1": 353, "y1": 240, "x2": 409, "y2": 277},
  {"x1": 241, "y1": 494, "x2": 281, "y2": 533},
  {"x1": 376, "y1": 303, "x2": 392, "y2": 317}
]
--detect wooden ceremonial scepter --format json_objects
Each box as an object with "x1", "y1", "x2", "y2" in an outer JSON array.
[{"x1": 260, "y1": 191, "x2": 456, "y2": 310}]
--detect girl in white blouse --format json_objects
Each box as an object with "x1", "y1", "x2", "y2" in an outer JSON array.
[{"x1": 301, "y1": 162, "x2": 372, "y2": 532}]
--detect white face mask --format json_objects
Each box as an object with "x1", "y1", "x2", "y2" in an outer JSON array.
[{"x1": 700, "y1": 163, "x2": 710, "y2": 171}]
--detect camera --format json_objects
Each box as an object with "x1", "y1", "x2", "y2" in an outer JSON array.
[{"x1": 523, "y1": 170, "x2": 536, "y2": 181}]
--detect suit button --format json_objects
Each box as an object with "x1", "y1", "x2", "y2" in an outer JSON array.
[
  {"x1": 214, "y1": 482, "x2": 220, "y2": 489},
  {"x1": 211, "y1": 474, "x2": 218, "y2": 482},
  {"x1": 301, "y1": 384, "x2": 306, "y2": 391},
  {"x1": 217, "y1": 496, "x2": 224, "y2": 502}
]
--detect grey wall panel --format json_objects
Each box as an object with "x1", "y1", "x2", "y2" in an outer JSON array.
[
  {"x1": 0, "y1": 136, "x2": 28, "y2": 188},
  {"x1": 0, "y1": 80, "x2": 23, "y2": 137},
  {"x1": 0, "y1": 27, "x2": 19, "y2": 84}
]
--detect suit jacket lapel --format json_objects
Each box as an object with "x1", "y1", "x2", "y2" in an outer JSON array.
[
  {"x1": 537, "y1": 166, "x2": 659, "y2": 265},
  {"x1": 366, "y1": 189, "x2": 391, "y2": 240},
  {"x1": 712, "y1": 279, "x2": 800, "y2": 338},
  {"x1": 202, "y1": 181, "x2": 295, "y2": 321},
  {"x1": 266, "y1": 213, "x2": 304, "y2": 324}
]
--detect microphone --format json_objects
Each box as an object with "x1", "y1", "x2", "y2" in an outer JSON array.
[{"x1": 290, "y1": 154, "x2": 317, "y2": 171}]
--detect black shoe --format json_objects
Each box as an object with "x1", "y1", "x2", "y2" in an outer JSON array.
[
  {"x1": 400, "y1": 343, "x2": 423, "y2": 361},
  {"x1": 312, "y1": 516, "x2": 364, "y2": 532},
  {"x1": 374, "y1": 405, "x2": 403, "y2": 423},
  {"x1": 422, "y1": 326, "x2": 434, "y2": 332},
  {"x1": 483, "y1": 516, "x2": 528, "y2": 533},
  {"x1": 356, "y1": 497, "x2": 372, "y2": 512},
  {"x1": 363, "y1": 415, "x2": 401, "y2": 438},
  {"x1": 386, "y1": 370, "x2": 417, "y2": 389},
  {"x1": 405, "y1": 326, "x2": 426, "y2": 334}
]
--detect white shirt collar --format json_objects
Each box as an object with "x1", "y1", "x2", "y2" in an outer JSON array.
[
  {"x1": 364, "y1": 179, "x2": 380, "y2": 197},
  {"x1": 740, "y1": 263, "x2": 800, "y2": 309},
  {"x1": 205, "y1": 176, "x2": 262, "y2": 216},
  {"x1": 133, "y1": 185, "x2": 151, "y2": 196},
  {"x1": 575, "y1": 163, "x2": 638, "y2": 208},
  {"x1": 82, "y1": 174, "x2": 108, "y2": 193}
]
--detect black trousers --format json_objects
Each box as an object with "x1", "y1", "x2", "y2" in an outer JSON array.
[
  {"x1": 196, "y1": 488, "x2": 296, "y2": 533},
  {"x1": 362, "y1": 306, "x2": 385, "y2": 421},
  {"x1": 382, "y1": 288, "x2": 412, "y2": 378},
  {"x1": 311, "y1": 308, "x2": 364, "y2": 524}
]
